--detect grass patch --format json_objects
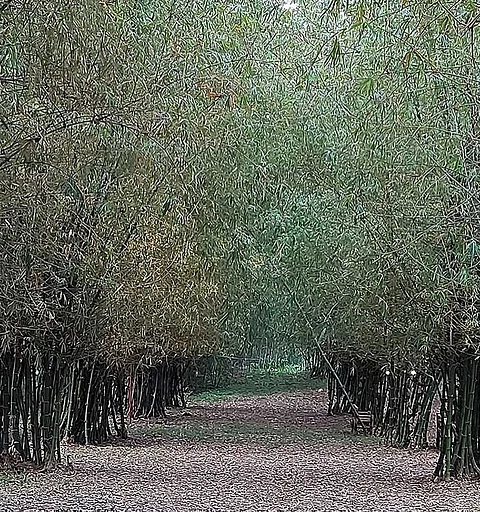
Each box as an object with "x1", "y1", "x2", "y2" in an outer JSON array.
[
  {"x1": 0, "y1": 474, "x2": 16, "y2": 486},
  {"x1": 0, "y1": 471, "x2": 32, "y2": 487},
  {"x1": 134, "y1": 368, "x2": 377, "y2": 449},
  {"x1": 136, "y1": 421, "x2": 378, "y2": 447},
  {"x1": 190, "y1": 367, "x2": 324, "y2": 403}
]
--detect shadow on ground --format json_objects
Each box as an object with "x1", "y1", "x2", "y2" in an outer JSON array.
[
  {"x1": 130, "y1": 388, "x2": 377, "y2": 448},
  {"x1": 2, "y1": 375, "x2": 480, "y2": 512}
]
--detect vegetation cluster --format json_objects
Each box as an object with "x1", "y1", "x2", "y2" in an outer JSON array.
[{"x1": 1, "y1": 0, "x2": 480, "y2": 479}]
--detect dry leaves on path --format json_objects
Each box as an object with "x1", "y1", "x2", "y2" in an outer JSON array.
[{"x1": 1, "y1": 388, "x2": 480, "y2": 511}]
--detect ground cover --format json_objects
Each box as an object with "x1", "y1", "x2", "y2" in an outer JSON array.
[{"x1": 1, "y1": 373, "x2": 480, "y2": 511}]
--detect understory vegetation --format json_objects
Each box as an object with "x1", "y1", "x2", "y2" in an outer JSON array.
[{"x1": 2, "y1": 0, "x2": 480, "y2": 480}]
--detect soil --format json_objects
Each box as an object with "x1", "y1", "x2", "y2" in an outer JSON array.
[{"x1": 1, "y1": 388, "x2": 480, "y2": 511}]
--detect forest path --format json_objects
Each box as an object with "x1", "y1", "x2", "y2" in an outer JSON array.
[{"x1": 1, "y1": 386, "x2": 480, "y2": 511}]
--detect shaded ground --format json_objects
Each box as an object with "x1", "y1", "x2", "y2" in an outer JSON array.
[{"x1": 1, "y1": 377, "x2": 480, "y2": 511}]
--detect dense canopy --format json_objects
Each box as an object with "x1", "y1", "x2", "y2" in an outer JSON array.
[{"x1": 1, "y1": 0, "x2": 480, "y2": 479}]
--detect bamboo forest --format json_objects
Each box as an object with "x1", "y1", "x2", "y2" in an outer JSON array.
[{"x1": 3, "y1": 0, "x2": 480, "y2": 510}]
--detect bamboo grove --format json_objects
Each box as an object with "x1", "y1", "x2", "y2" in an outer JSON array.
[{"x1": 2, "y1": 0, "x2": 480, "y2": 479}]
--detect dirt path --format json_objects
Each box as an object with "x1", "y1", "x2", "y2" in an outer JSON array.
[{"x1": 1, "y1": 388, "x2": 480, "y2": 511}]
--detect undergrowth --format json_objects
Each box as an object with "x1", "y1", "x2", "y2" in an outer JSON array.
[{"x1": 189, "y1": 366, "x2": 324, "y2": 403}]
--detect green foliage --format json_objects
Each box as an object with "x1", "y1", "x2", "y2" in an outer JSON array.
[
  {"x1": 2, "y1": 0, "x2": 480, "y2": 475},
  {"x1": 191, "y1": 367, "x2": 323, "y2": 402}
]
